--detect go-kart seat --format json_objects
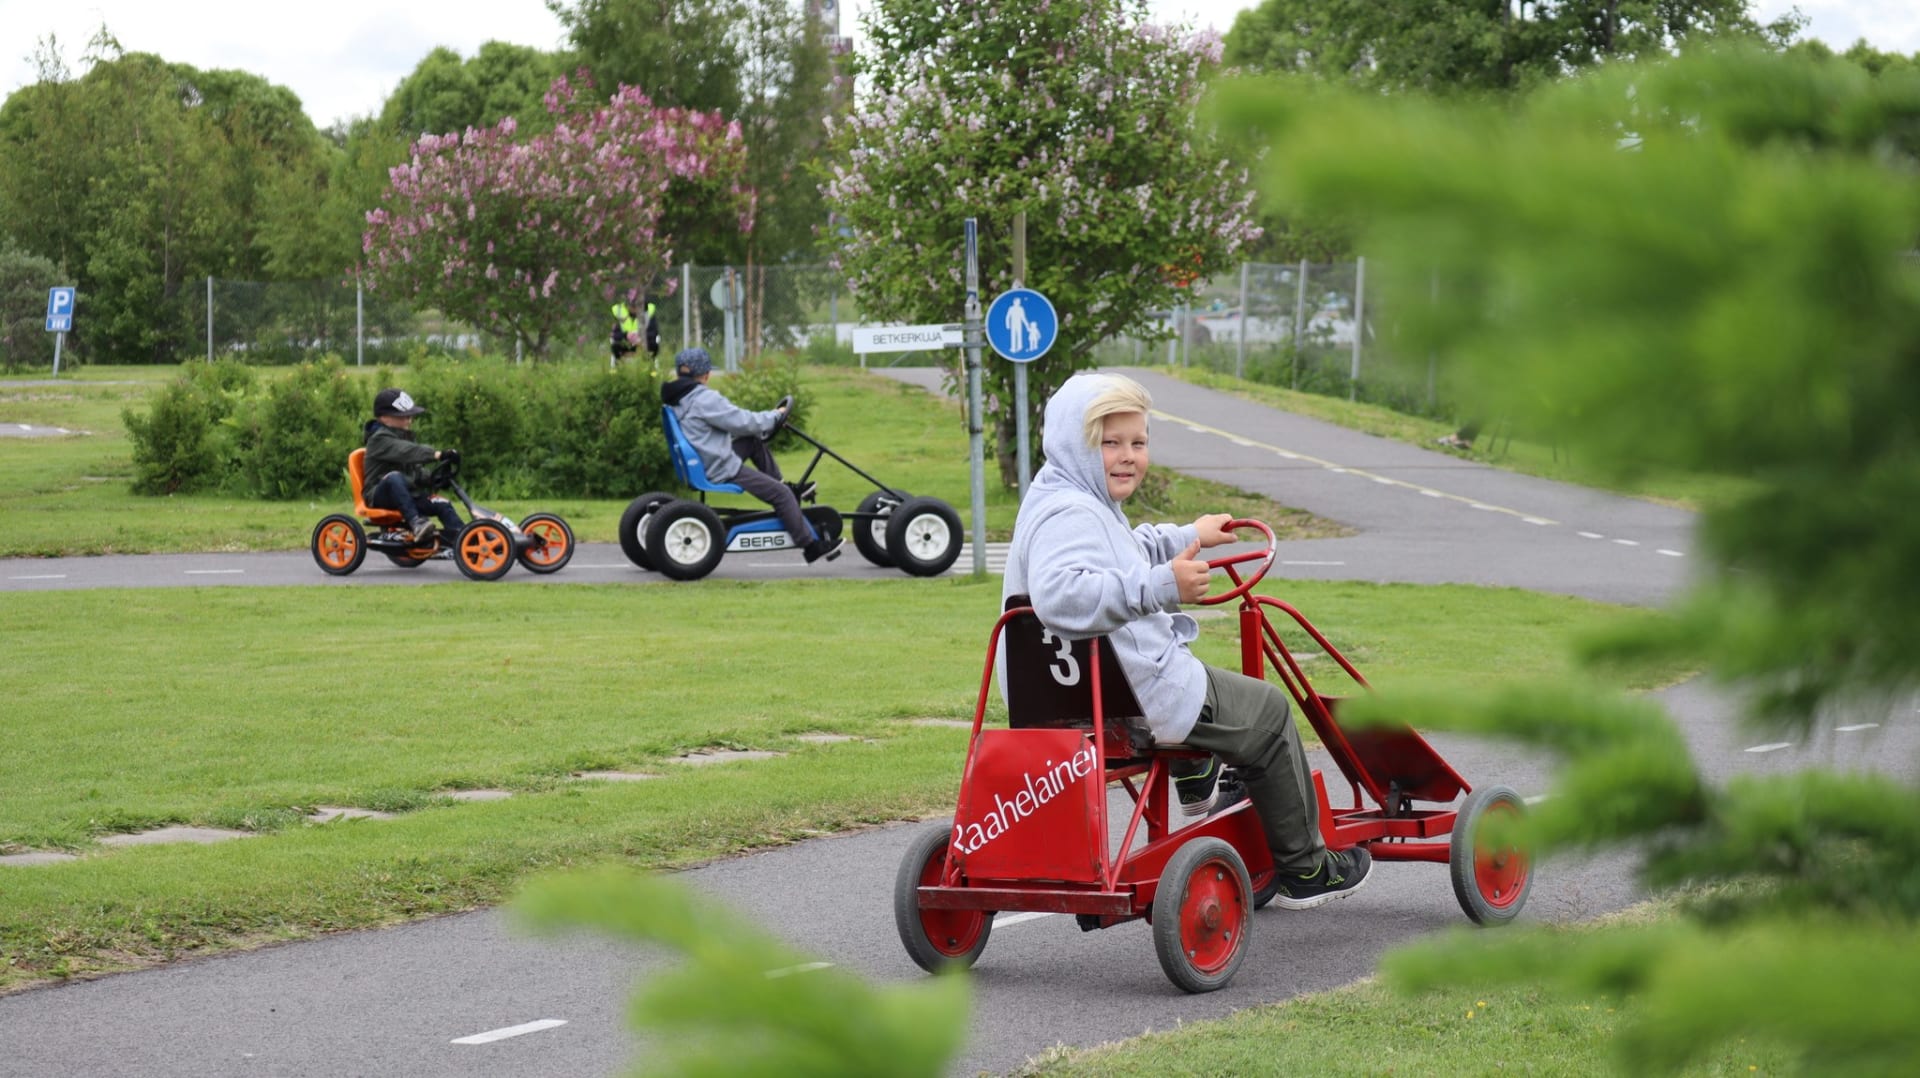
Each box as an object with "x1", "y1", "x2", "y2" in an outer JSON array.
[
  {"x1": 347, "y1": 449, "x2": 405, "y2": 527},
  {"x1": 661, "y1": 407, "x2": 746, "y2": 496},
  {"x1": 1001, "y1": 594, "x2": 1156, "y2": 760}
]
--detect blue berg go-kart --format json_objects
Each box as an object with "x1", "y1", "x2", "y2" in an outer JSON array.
[{"x1": 619, "y1": 396, "x2": 964, "y2": 581}]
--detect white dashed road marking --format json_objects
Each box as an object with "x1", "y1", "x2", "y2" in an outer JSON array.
[
  {"x1": 1150, "y1": 407, "x2": 1562, "y2": 526},
  {"x1": 994, "y1": 912, "x2": 1054, "y2": 927},
  {"x1": 184, "y1": 569, "x2": 244, "y2": 575},
  {"x1": 9, "y1": 574, "x2": 66, "y2": 580},
  {"x1": 1835, "y1": 723, "x2": 1880, "y2": 733},
  {"x1": 1745, "y1": 742, "x2": 1794, "y2": 754},
  {"x1": 452, "y1": 1019, "x2": 567, "y2": 1045},
  {"x1": 765, "y1": 961, "x2": 835, "y2": 978}
]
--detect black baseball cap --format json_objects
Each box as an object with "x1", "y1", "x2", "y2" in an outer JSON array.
[{"x1": 374, "y1": 388, "x2": 427, "y2": 417}]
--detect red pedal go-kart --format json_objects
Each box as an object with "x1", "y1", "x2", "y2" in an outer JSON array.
[
  {"x1": 894, "y1": 520, "x2": 1533, "y2": 993},
  {"x1": 310, "y1": 450, "x2": 575, "y2": 582}
]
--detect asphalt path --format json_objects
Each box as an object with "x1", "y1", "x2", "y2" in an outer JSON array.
[{"x1": 5, "y1": 368, "x2": 1913, "y2": 1076}]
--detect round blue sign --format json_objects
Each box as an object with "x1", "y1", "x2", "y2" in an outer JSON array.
[{"x1": 985, "y1": 288, "x2": 1057, "y2": 363}]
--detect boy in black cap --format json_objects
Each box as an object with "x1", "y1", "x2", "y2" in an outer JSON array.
[
  {"x1": 659, "y1": 347, "x2": 841, "y2": 563},
  {"x1": 363, "y1": 388, "x2": 463, "y2": 543}
]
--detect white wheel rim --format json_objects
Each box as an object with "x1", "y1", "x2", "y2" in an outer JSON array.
[
  {"x1": 663, "y1": 518, "x2": 713, "y2": 564},
  {"x1": 902, "y1": 513, "x2": 950, "y2": 560}
]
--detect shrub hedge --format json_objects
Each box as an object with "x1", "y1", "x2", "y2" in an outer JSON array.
[{"x1": 123, "y1": 354, "x2": 812, "y2": 501}]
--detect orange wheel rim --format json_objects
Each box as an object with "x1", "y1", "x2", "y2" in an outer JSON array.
[
  {"x1": 318, "y1": 521, "x2": 358, "y2": 568},
  {"x1": 460, "y1": 527, "x2": 509, "y2": 571},
  {"x1": 524, "y1": 521, "x2": 569, "y2": 565}
]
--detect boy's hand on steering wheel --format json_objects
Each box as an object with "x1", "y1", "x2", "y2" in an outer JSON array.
[
  {"x1": 1172, "y1": 540, "x2": 1212, "y2": 604},
  {"x1": 1192, "y1": 513, "x2": 1235, "y2": 548}
]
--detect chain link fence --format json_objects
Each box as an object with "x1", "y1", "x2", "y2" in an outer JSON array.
[{"x1": 176, "y1": 260, "x2": 1444, "y2": 414}]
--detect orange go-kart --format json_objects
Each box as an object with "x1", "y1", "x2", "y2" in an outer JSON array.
[
  {"x1": 895, "y1": 519, "x2": 1533, "y2": 993},
  {"x1": 309, "y1": 450, "x2": 574, "y2": 582}
]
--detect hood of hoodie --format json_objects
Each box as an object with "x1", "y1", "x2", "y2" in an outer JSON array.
[
  {"x1": 660, "y1": 376, "x2": 702, "y2": 407},
  {"x1": 1027, "y1": 371, "x2": 1135, "y2": 529}
]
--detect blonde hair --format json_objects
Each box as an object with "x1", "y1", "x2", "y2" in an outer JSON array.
[{"x1": 1081, "y1": 374, "x2": 1153, "y2": 448}]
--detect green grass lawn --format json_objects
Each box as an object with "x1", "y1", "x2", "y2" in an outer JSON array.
[
  {"x1": 0, "y1": 575, "x2": 1684, "y2": 991},
  {"x1": 0, "y1": 364, "x2": 1342, "y2": 557},
  {"x1": 1017, "y1": 974, "x2": 1794, "y2": 1077}
]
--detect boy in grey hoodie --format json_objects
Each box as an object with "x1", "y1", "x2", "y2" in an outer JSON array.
[
  {"x1": 1002, "y1": 371, "x2": 1370, "y2": 909},
  {"x1": 659, "y1": 347, "x2": 842, "y2": 563}
]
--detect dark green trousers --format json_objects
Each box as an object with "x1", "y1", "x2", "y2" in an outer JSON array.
[{"x1": 1177, "y1": 664, "x2": 1326, "y2": 874}]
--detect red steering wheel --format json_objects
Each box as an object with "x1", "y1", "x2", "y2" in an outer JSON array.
[{"x1": 1197, "y1": 518, "x2": 1277, "y2": 606}]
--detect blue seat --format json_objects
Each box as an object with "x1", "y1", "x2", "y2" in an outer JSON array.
[{"x1": 662, "y1": 406, "x2": 745, "y2": 495}]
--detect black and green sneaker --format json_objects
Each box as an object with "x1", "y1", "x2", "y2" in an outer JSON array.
[
  {"x1": 1271, "y1": 846, "x2": 1373, "y2": 910},
  {"x1": 1172, "y1": 756, "x2": 1223, "y2": 817}
]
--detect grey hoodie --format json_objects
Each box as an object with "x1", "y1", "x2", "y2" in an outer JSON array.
[
  {"x1": 661, "y1": 379, "x2": 782, "y2": 483},
  {"x1": 1001, "y1": 372, "x2": 1208, "y2": 744}
]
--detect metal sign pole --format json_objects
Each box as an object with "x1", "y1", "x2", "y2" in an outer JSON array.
[
  {"x1": 964, "y1": 218, "x2": 987, "y2": 577},
  {"x1": 52, "y1": 332, "x2": 63, "y2": 377},
  {"x1": 1012, "y1": 212, "x2": 1030, "y2": 499}
]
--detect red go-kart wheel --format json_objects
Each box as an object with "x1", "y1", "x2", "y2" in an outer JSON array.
[
  {"x1": 1450, "y1": 784, "x2": 1532, "y2": 926},
  {"x1": 1152, "y1": 836, "x2": 1253, "y2": 993},
  {"x1": 454, "y1": 519, "x2": 515, "y2": 581},
  {"x1": 894, "y1": 823, "x2": 992, "y2": 973},
  {"x1": 517, "y1": 512, "x2": 574, "y2": 574},
  {"x1": 311, "y1": 514, "x2": 366, "y2": 576}
]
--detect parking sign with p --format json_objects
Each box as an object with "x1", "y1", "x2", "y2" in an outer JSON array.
[{"x1": 46, "y1": 287, "x2": 75, "y2": 333}]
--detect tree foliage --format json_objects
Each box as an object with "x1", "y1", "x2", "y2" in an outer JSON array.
[
  {"x1": 824, "y1": 0, "x2": 1260, "y2": 484},
  {"x1": 1221, "y1": 47, "x2": 1920, "y2": 1070},
  {"x1": 1223, "y1": 0, "x2": 1803, "y2": 93},
  {"x1": 0, "y1": 244, "x2": 62, "y2": 372},
  {"x1": 0, "y1": 29, "x2": 335, "y2": 363},
  {"x1": 361, "y1": 76, "x2": 752, "y2": 359},
  {"x1": 551, "y1": 0, "x2": 839, "y2": 347},
  {"x1": 379, "y1": 42, "x2": 567, "y2": 139}
]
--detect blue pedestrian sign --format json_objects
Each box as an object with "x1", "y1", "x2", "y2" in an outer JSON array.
[{"x1": 985, "y1": 287, "x2": 1057, "y2": 363}]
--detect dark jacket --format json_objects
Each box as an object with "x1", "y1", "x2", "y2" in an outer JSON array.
[{"x1": 362, "y1": 419, "x2": 439, "y2": 502}]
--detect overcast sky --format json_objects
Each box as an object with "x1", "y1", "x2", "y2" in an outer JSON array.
[{"x1": 0, "y1": 1, "x2": 1914, "y2": 132}]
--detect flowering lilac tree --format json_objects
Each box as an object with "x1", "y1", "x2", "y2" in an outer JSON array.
[
  {"x1": 363, "y1": 77, "x2": 752, "y2": 360},
  {"x1": 823, "y1": 0, "x2": 1260, "y2": 483}
]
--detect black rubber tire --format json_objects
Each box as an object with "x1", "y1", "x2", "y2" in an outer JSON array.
[
  {"x1": 884, "y1": 496, "x2": 963, "y2": 577},
  {"x1": 853, "y1": 490, "x2": 905, "y2": 567},
  {"x1": 894, "y1": 822, "x2": 992, "y2": 974},
  {"x1": 1152, "y1": 837, "x2": 1253, "y2": 994},
  {"x1": 646, "y1": 500, "x2": 727, "y2": 581},
  {"x1": 516, "y1": 512, "x2": 575, "y2": 574},
  {"x1": 310, "y1": 515, "x2": 366, "y2": 576},
  {"x1": 618, "y1": 491, "x2": 676, "y2": 570},
  {"x1": 1450, "y1": 784, "x2": 1532, "y2": 926},
  {"x1": 453, "y1": 519, "x2": 515, "y2": 581}
]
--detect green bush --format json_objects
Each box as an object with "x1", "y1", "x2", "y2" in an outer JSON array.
[
  {"x1": 237, "y1": 360, "x2": 366, "y2": 498},
  {"x1": 401, "y1": 359, "x2": 528, "y2": 489},
  {"x1": 123, "y1": 380, "x2": 222, "y2": 494},
  {"x1": 535, "y1": 363, "x2": 672, "y2": 498},
  {"x1": 724, "y1": 352, "x2": 814, "y2": 452},
  {"x1": 115, "y1": 355, "x2": 808, "y2": 501}
]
